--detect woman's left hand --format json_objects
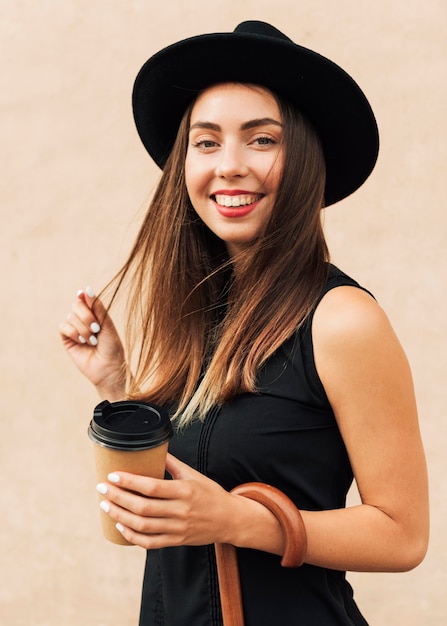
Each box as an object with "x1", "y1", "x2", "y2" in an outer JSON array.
[{"x1": 96, "y1": 453, "x2": 255, "y2": 550}]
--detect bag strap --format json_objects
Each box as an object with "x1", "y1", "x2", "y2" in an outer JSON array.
[{"x1": 214, "y1": 482, "x2": 307, "y2": 626}]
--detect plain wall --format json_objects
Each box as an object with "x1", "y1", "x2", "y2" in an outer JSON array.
[{"x1": 1, "y1": 1, "x2": 446, "y2": 624}]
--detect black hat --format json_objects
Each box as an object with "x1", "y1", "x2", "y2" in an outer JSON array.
[{"x1": 132, "y1": 20, "x2": 379, "y2": 206}]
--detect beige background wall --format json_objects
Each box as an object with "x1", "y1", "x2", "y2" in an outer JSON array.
[{"x1": 1, "y1": 1, "x2": 446, "y2": 624}]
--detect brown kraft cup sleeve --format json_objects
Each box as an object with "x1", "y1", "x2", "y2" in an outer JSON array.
[{"x1": 93, "y1": 441, "x2": 169, "y2": 545}]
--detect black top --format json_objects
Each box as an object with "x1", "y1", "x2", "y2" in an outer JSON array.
[{"x1": 139, "y1": 265, "x2": 370, "y2": 625}]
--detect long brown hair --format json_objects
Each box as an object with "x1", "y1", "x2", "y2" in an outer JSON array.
[{"x1": 105, "y1": 87, "x2": 329, "y2": 427}]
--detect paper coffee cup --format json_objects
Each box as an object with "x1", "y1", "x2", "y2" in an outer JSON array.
[{"x1": 88, "y1": 399, "x2": 173, "y2": 545}]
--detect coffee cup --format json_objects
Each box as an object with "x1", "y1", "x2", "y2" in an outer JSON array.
[{"x1": 88, "y1": 399, "x2": 173, "y2": 545}]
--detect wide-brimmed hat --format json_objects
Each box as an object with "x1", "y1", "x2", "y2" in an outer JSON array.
[{"x1": 132, "y1": 20, "x2": 379, "y2": 206}]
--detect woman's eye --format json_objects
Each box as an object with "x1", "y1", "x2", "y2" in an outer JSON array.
[
  {"x1": 253, "y1": 135, "x2": 277, "y2": 146},
  {"x1": 192, "y1": 139, "x2": 218, "y2": 149}
]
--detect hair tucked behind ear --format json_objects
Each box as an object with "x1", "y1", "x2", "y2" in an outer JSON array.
[{"x1": 103, "y1": 90, "x2": 328, "y2": 427}]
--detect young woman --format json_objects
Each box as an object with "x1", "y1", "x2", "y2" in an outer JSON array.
[{"x1": 60, "y1": 21, "x2": 429, "y2": 625}]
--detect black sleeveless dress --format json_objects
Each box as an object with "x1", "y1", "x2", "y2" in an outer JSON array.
[{"x1": 139, "y1": 265, "x2": 370, "y2": 625}]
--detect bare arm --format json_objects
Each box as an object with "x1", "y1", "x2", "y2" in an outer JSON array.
[{"x1": 302, "y1": 286, "x2": 429, "y2": 571}]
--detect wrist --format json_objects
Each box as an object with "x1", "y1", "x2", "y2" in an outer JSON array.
[
  {"x1": 227, "y1": 494, "x2": 285, "y2": 556},
  {"x1": 94, "y1": 371, "x2": 127, "y2": 402}
]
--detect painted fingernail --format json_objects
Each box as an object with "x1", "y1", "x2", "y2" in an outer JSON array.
[
  {"x1": 100, "y1": 501, "x2": 110, "y2": 513},
  {"x1": 108, "y1": 473, "x2": 120, "y2": 483},
  {"x1": 116, "y1": 523, "x2": 125, "y2": 533},
  {"x1": 90, "y1": 322, "x2": 101, "y2": 333},
  {"x1": 89, "y1": 335, "x2": 98, "y2": 346},
  {"x1": 96, "y1": 483, "x2": 108, "y2": 495},
  {"x1": 78, "y1": 335, "x2": 87, "y2": 344},
  {"x1": 85, "y1": 286, "x2": 95, "y2": 298},
  {"x1": 77, "y1": 289, "x2": 84, "y2": 297}
]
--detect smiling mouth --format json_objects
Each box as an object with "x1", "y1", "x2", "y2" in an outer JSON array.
[{"x1": 213, "y1": 193, "x2": 263, "y2": 208}]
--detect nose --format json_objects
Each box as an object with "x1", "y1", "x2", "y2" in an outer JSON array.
[{"x1": 215, "y1": 144, "x2": 249, "y2": 178}]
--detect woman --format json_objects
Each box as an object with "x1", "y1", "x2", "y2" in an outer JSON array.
[{"x1": 60, "y1": 21, "x2": 429, "y2": 625}]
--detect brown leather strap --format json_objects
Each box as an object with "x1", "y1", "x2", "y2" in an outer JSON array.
[{"x1": 214, "y1": 482, "x2": 307, "y2": 626}]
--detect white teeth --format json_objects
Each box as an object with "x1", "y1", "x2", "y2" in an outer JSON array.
[{"x1": 215, "y1": 194, "x2": 259, "y2": 207}]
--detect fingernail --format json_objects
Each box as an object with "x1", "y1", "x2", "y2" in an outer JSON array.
[
  {"x1": 100, "y1": 501, "x2": 110, "y2": 513},
  {"x1": 89, "y1": 335, "x2": 98, "y2": 346},
  {"x1": 85, "y1": 286, "x2": 95, "y2": 298},
  {"x1": 77, "y1": 289, "x2": 84, "y2": 297},
  {"x1": 108, "y1": 473, "x2": 120, "y2": 483},
  {"x1": 96, "y1": 483, "x2": 108, "y2": 495},
  {"x1": 78, "y1": 335, "x2": 87, "y2": 344},
  {"x1": 90, "y1": 322, "x2": 101, "y2": 333},
  {"x1": 116, "y1": 522, "x2": 125, "y2": 533}
]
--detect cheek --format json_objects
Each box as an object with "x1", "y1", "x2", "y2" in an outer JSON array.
[
  {"x1": 260, "y1": 149, "x2": 284, "y2": 189},
  {"x1": 184, "y1": 156, "x2": 193, "y2": 192},
  {"x1": 185, "y1": 162, "x2": 208, "y2": 216},
  {"x1": 270, "y1": 155, "x2": 285, "y2": 191},
  {"x1": 184, "y1": 158, "x2": 203, "y2": 198}
]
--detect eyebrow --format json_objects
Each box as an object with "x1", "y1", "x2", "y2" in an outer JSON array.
[{"x1": 189, "y1": 118, "x2": 283, "y2": 132}]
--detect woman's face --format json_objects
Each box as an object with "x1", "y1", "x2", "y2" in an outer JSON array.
[{"x1": 185, "y1": 83, "x2": 284, "y2": 256}]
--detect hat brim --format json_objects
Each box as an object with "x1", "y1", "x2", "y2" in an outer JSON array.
[{"x1": 132, "y1": 30, "x2": 379, "y2": 206}]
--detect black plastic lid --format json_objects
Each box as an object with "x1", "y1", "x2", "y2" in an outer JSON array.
[{"x1": 88, "y1": 400, "x2": 172, "y2": 451}]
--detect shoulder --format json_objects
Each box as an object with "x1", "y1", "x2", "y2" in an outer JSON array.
[
  {"x1": 312, "y1": 283, "x2": 409, "y2": 387},
  {"x1": 312, "y1": 284, "x2": 390, "y2": 345},
  {"x1": 312, "y1": 284, "x2": 412, "y2": 412}
]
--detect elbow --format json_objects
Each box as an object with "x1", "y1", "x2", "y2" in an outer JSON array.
[
  {"x1": 403, "y1": 511, "x2": 430, "y2": 571},
  {"x1": 391, "y1": 527, "x2": 429, "y2": 573},
  {"x1": 401, "y1": 537, "x2": 429, "y2": 572},
  {"x1": 376, "y1": 496, "x2": 430, "y2": 572}
]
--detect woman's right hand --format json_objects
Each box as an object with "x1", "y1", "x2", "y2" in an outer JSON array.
[{"x1": 59, "y1": 287, "x2": 127, "y2": 400}]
